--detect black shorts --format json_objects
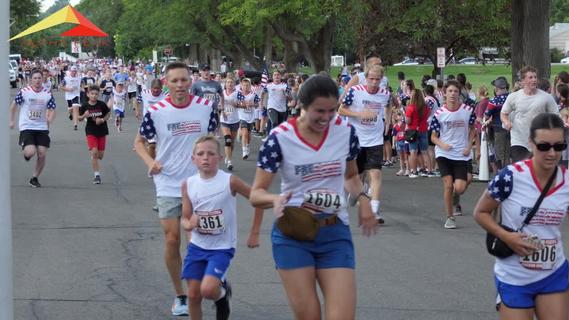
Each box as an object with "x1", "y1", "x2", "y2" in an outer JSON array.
[
  {"x1": 67, "y1": 96, "x2": 80, "y2": 108},
  {"x1": 220, "y1": 122, "x2": 239, "y2": 132},
  {"x1": 510, "y1": 146, "x2": 531, "y2": 163},
  {"x1": 428, "y1": 129, "x2": 435, "y2": 146},
  {"x1": 19, "y1": 130, "x2": 50, "y2": 149},
  {"x1": 356, "y1": 145, "x2": 383, "y2": 174},
  {"x1": 128, "y1": 92, "x2": 136, "y2": 99},
  {"x1": 240, "y1": 120, "x2": 254, "y2": 130},
  {"x1": 436, "y1": 157, "x2": 468, "y2": 181}
]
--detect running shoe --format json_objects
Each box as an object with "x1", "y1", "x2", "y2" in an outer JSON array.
[
  {"x1": 433, "y1": 170, "x2": 441, "y2": 177},
  {"x1": 444, "y1": 217, "x2": 457, "y2": 229},
  {"x1": 426, "y1": 171, "x2": 437, "y2": 178},
  {"x1": 68, "y1": 113, "x2": 73, "y2": 120},
  {"x1": 152, "y1": 205, "x2": 159, "y2": 212},
  {"x1": 419, "y1": 170, "x2": 429, "y2": 177},
  {"x1": 404, "y1": 170, "x2": 410, "y2": 176},
  {"x1": 29, "y1": 177, "x2": 41, "y2": 188},
  {"x1": 215, "y1": 281, "x2": 232, "y2": 320},
  {"x1": 242, "y1": 153, "x2": 248, "y2": 160},
  {"x1": 454, "y1": 205, "x2": 463, "y2": 216},
  {"x1": 395, "y1": 169, "x2": 405, "y2": 176},
  {"x1": 73, "y1": 125, "x2": 78, "y2": 131},
  {"x1": 227, "y1": 160, "x2": 234, "y2": 171},
  {"x1": 408, "y1": 172, "x2": 419, "y2": 179},
  {"x1": 171, "y1": 295, "x2": 189, "y2": 316},
  {"x1": 93, "y1": 175, "x2": 101, "y2": 184},
  {"x1": 376, "y1": 215, "x2": 385, "y2": 225}
]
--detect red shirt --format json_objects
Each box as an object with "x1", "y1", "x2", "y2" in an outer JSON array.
[{"x1": 405, "y1": 104, "x2": 430, "y2": 133}]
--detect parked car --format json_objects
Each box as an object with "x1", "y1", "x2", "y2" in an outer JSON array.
[
  {"x1": 393, "y1": 58, "x2": 419, "y2": 66},
  {"x1": 9, "y1": 63, "x2": 17, "y2": 88},
  {"x1": 561, "y1": 57, "x2": 569, "y2": 64},
  {"x1": 458, "y1": 57, "x2": 477, "y2": 64}
]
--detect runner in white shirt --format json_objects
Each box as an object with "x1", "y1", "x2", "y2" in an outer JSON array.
[
  {"x1": 135, "y1": 79, "x2": 166, "y2": 159},
  {"x1": 250, "y1": 75, "x2": 377, "y2": 320},
  {"x1": 60, "y1": 65, "x2": 81, "y2": 130},
  {"x1": 429, "y1": 80, "x2": 476, "y2": 229},
  {"x1": 220, "y1": 79, "x2": 240, "y2": 171},
  {"x1": 181, "y1": 136, "x2": 262, "y2": 320},
  {"x1": 236, "y1": 78, "x2": 259, "y2": 160},
  {"x1": 107, "y1": 82, "x2": 128, "y2": 132},
  {"x1": 261, "y1": 70, "x2": 291, "y2": 132},
  {"x1": 474, "y1": 113, "x2": 569, "y2": 319},
  {"x1": 344, "y1": 54, "x2": 388, "y2": 94},
  {"x1": 9, "y1": 69, "x2": 57, "y2": 188},
  {"x1": 339, "y1": 65, "x2": 392, "y2": 224},
  {"x1": 134, "y1": 62, "x2": 217, "y2": 317}
]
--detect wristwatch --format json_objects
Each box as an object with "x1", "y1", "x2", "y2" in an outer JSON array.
[{"x1": 356, "y1": 192, "x2": 371, "y2": 200}]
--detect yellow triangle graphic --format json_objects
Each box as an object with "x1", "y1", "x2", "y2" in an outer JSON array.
[{"x1": 10, "y1": 5, "x2": 79, "y2": 41}]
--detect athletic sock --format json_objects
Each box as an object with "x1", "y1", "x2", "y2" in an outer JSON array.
[
  {"x1": 94, "y1": 171, "x2": 100, "y2": 177},
  {"x1": 216, "y1": 287, "x2": 226, "y2": 301}
]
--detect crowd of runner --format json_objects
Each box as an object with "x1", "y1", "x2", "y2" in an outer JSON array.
[{"x1": 8, "y1": 55, "x2": 569, "y2": 319}]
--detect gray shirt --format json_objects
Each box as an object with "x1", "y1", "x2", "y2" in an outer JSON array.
[
  {"x1": 191, "y1": 80, "x2": 223, "y2": 110},
  {"x1": 501, "y1": 89, "x2": 559, "y2": 149}
]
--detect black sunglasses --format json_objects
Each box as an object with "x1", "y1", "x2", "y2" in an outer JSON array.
[{"x1": 534, "y1": 142, "x2": 568, "y2": 152}]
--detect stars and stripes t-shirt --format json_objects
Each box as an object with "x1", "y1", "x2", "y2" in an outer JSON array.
[
  {"x1": 342, "y1": 85, "x2": 391, "y2": 147},
  {"x1": 137, "y1": 89, "x2": 166, "y2": 115},
  {"x1": 488, "y1": 160, "x2": 569, "y2": 286},
  {"x1": 139, "y1": 96, "x2": 217, "y2": 197},
  {"x1": 429, "y1": 104, "x2": 475, "y2": 161},
  {"x1": 14, "y1": 86, "x2": 56, "y2": 131},
  {"x1": 485, "y1": 93, "x2": 509, "y2": 129},
  {"x1": 237, "y1": 90, "x2": 260, "y2": 123},
  {"x1": 256, "y1": 116, "x2": 359, "y2": 225}
]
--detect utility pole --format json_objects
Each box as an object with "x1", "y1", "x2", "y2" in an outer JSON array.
[{"x1": 1, "y1": 0, "x2": 14, "y2": 318}]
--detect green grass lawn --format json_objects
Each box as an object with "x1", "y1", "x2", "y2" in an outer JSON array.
[{"x1": 303, "y1": 64, "x2": 569, "y2": 94}]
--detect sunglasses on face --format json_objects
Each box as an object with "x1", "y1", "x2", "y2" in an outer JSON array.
[{"x1": 534, "y1": 142, "x2": 568, "y2": 152}]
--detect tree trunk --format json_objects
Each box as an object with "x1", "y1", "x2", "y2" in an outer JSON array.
[
  {"x1": 511, "y1": 0, "x2": 550, "y2": 82},
  {"x1": 264, "y1": 24, "x2": 273, "y2": 66},
  {"x1": 283, "y1": 40, "x2": 298, "y2": 73}
]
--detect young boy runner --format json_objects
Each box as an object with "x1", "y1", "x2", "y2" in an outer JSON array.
[
  {"x1": 181, "y1": 136, "x2": 262, "y2": 320},
  {"x1": 108, "y1": 81, "x2": 127, "y2": 132},
  {"x1": 78, "y1": 85, "x2": 111, "y2": 184}
]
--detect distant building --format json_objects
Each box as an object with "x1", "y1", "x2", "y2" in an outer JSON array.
[{"x1": 549, "y1": 23, "x2": 569, "y2": 54}]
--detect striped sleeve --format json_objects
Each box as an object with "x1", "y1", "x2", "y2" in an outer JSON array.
[{"x1": 347, "y1": 125, "x2": 360, "y2": 161}]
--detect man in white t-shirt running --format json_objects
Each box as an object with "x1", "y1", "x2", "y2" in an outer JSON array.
[
  {"x1": 9, "y1": 69, "x2": 57, "y2": 187},
  {"x1": 134, "y1": 62, "x2": 217, "y2": 316},
  {"x1": 501, "y1": 66, "x2": 559, "y2": 162}
]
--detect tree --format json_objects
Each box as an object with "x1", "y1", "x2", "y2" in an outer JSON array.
[
  {"x1": 550, "y1": 0, "x2": 569, "y2": 24},
  {"x1": 511, "y1": 0, "x2": 551, "y2": 81},
  {"x1": 10, "y1": 0, "x2": 41, "y2": 56}
]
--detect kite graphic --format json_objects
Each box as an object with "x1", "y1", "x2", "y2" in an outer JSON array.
[{"x1": 9, "y1": 5, "x2": 107, "y2": 41}]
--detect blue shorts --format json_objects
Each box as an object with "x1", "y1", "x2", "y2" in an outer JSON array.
[
  {"x1": 182, "y1": 243, "x2": 235, "y2": 281},
  {"x1": 396, "y1": 140, "x2": 407, "y2": 153},
  {"x1": 114, "y1": 110, "x2": 125, "y2": 118},
  {"x1": 408, "y1": 132, "x2": 429, "y2": 152},
  {"x1": 261, "y1": 108, "x2": 267, "y2": 117},
  {"x1": 495, "y1": 260, "x2": 569, "y2": 309},
  {"x1": 271, "y1": 215, "x2": 355, "y2": 270}
]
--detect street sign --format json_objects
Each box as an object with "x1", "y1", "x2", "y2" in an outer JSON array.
[
  {"x1": 437, "y1": 47, "x2": 445, "y2": 68},
  {"x1": 71, "y1": 41, "x2": 82, "y2": 54}
]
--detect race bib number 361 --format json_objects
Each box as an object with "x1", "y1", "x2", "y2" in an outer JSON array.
[{"x1": 195, "y1": 209, "x2": 225, "y2": 235}]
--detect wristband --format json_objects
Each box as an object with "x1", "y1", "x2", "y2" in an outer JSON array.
[{"x1": 356, "y1": 192, "x2": 371, "y2": 201}]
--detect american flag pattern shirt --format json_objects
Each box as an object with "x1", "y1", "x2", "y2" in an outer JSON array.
[
  {"x1": 257, "y1": 116, "x2": 359, "y2": 224},
  {"x1": 429, "y1": 104, "x2": 476, "y2": 161},
  {"x1": 237, "y1": 90, "x2": 260, "y2": 123},
  {"x1": 489, "y1": 160, "x2": 569, "y2": 286},
  {"x1": 14, "y1": 86, "x2": 56, "y2": 131},
  {"x1": 139, "y1": 96, "x2": 217, "y2": 197}
]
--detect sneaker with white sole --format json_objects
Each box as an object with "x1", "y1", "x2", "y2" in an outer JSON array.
[
  {"x1": 171, "y1": 295, "x2": 189, "y2": 316},
  {"x1": 408, "y1": 172, "x2": 419, "y2": 178},
  {"x1": 226, "y1": 160, "x2": 234, "y2": 171},
  {"x1": 444, "y1": 217, "x2": 457, "y2": 229},
  {"x1": 215, "y1": 281, "x2": 232, "y2": 320},
  {"x1": 454, "y1": 205, "x2": 463, "y2": 216},
  {"x1": 395, "y1": 169, "x2": 405, "y2": 176}
]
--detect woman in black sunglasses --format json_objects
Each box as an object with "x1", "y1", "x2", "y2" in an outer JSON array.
[{"x1": 474, "y1": 113, "x2": 569, "y2": 319}]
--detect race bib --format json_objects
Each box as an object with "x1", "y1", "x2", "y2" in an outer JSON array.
[
  {"x1": 195, "y1": 209, "x2": 225, "y2": 235},
  {"x1": 28, "y1": 109, "x2": 43, "y2": 120},
  {"x1": 302, "y1": 190, "x2": 345, "y2": 213},
  {"x1": 520, "y1": 239, "x2": 558, "y2": 270},
  {"x1": 225, "y1": 106, "x2": 235, "y2": 114}
]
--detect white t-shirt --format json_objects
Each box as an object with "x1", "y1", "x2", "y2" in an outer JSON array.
[
  {"x1": 489, "y1": 160, "x2": 568, "y2": 286},
  {"x1": 501, "y1": 89, "x2": 559, "y2": 149},
  {"x1": 139, "y1": 96, "x2": 217, "y2": 197},
  {"x1": 138, "y1": 89, "x2": 166, "y2": 115},
  {"x1": 237, "y1": 90, "x2": 260, "y2": 123},
  {"x1": 220, "y1": 89, "x2": 240, "y2": 124},
  {"x1": 63, "y1": 75, "x2": 81, "y2": 100},
  {"x1": 264, "y1": 82, "x2": 290, "y2": 112},
  {"x1": 342, "y1": 85, "x2": 391, "y2": 147},
  {"x1": 187, "y1": 170, "x2": 237, "y2": 250},
  {"x1": 257, "y1": 117, "x2": 360, "y2": 225},
  {"x1": 430, "y1": 104, "x2": 476, "y2": 161},
  {"x1": 14, "y1": 86, "x2": 56, "y2": 131},
  {"x1": 112, "y1": 89, "x2": 128, "y2": 112}
]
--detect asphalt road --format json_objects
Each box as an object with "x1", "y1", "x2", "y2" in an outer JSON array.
[{"x1": 11, "y1": 89, "x2": 568, "y2": 319}]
